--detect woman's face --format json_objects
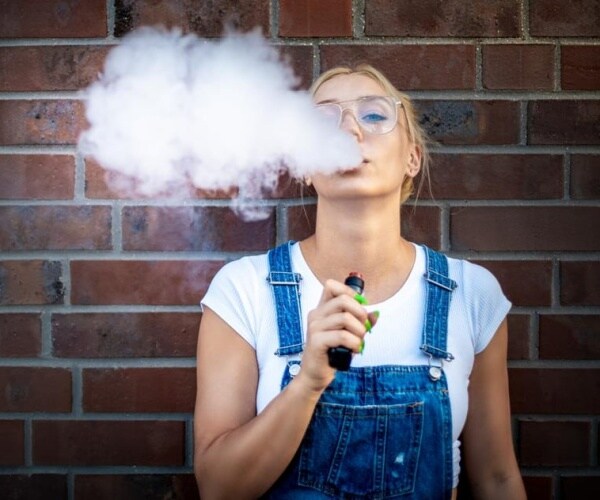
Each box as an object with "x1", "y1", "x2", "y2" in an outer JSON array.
[{"x1": 311, "y1": 73, "x2": 420, "y2": 201}]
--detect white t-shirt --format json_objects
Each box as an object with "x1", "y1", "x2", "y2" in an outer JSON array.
[{"x1": 201, "y1": 243, "x2": 511, "y2": 487}]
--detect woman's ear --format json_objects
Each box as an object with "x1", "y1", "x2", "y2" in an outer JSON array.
[{"x1": 407, "y1": 146, "x2": 421, "y2": 178}]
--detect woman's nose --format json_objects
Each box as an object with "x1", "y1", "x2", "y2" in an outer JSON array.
[{"x1": 340, "y1": 109, "x2": 363, "y2": 139}]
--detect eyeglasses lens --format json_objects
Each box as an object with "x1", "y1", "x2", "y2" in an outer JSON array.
[{"x1": 316, "y1": 96, "x2": 398, "y2": 135}]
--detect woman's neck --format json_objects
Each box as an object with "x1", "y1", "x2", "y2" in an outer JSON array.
[{"x1": 299, "y1": 198, "x2": 416, "y2": 302}]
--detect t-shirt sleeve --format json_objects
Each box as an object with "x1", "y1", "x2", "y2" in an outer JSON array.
[
  {"x1": 462, "y1": 261, "x2": 512, "y2": 354},
  {"x1": 200, "y1": 257, "x2": 259, "y2": 349}
]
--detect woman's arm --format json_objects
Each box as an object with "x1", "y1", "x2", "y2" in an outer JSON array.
[
  {"x1": 460, "y1": 319, "x2": 527, "y2": 499},
  {"x1": 194, "y1": 280, "x2": 371, "y2": 499}
]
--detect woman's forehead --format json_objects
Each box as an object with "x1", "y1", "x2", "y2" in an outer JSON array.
[{"x1": 313, "y1": 73, "x2": 387, "y2": 102}]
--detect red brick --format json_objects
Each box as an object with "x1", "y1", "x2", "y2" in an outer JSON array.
[
  {"x1": 529, "y1": 101, "x2": 600, "y2": 145},
  {"x1": 561, "y1": 477, "x2": 600, "y2": 499},
  {"x1": 0, "y1": 475, "x2": 67, "y2": 500},
  {"x1": 83, "y1": 368, "x2": 195, "y2": 412},
  {"x1": 418, "y1": 100, "x2": 520, "y2": 145},
  {"x1": 287, "y1": 203, "x2": 316, "y2": 242},
  {"x1": 71, "y1": 260, "x2": 223, "y2": 305},
  {"x1": 561, "y1": 262, "x2": 600, "y2": 306},
  {"x1": 0, "y1": 100, "x2": 86, "y2": 146},
  {"x1": 114, "y1": 0, "x2": 269, "y2": 38},
  {"x1": 0, "y1": 46, "x2": 109, "y2": 91},
  {"x1": 0, "y1": 314, "x2": 41, "y2": 357},
  {"x1": 518, "y1": 420, "x2": 591, "y2": 466},
  {"x1": 0, "y1": 206, "x2": 111, "y2": 251},
  {"x1": 571, "y1": 155, "x2": 600, "y2": 200},
  {"x1": 0, "y1": 260, "x2": 64, "y2": 305},
  {"x1": 401, "y1": 206, "x2": 441, "y2": 249},
  {"x1": 278, "y1": 45, "x2": 314, "y2": 90},
  {"x1": 509, "y1": 368, "x2": 600, "y2": 414},
  {"x1": 428, "y1": 154, "x2": 563, "y2": 200},
  {"x1": 530, "y1": 0, "x2": 600, "y2": 37},
  {"x1": 279, "y1": 0, "x2": 352, "y2": 37},
  {"x1": 473, "y1": 260, "x2": 552, "y2": 307},
  {"x1": 0, "y1": 155, "x2": 75, "y2": 200},
  {"x1": 0, "y1": 367, "x2": 71, "y2": 412},
  {"x1": 482, "y1": 45, "x2": 554, "y2": 90},
  {"x1": 562, "y1": 46, "x2": 600, "y2": 90},
  {"x1": 122, "y1": 206, "x2": 276, "y2": 252},
  {"x1": 507, "y1": 314, "x2": 530, "y2": 360},
  {"x1": 33, "y1": 420, "x2": 185, "y2": 466},
  {"x1": 451, "y1": 207, "x2": 600, "y2": 252},
  {"x1": 0, "y1": 0, "x2": 106, "y2": 38},
  {"x1": 320, "y1": 45, "x2": 476, "y2": 90},
  {"x1": 0, "y1": 420, "x2": 24, "y2": 465},
  {"x1": 522, "y1": 476, "x2": 554, "y2": 500},
  {"x1": 52, "y1": 313, "x2": 200, "y2": 358},
  {"x1": 75, "y1": 474, "x2": 199, "y2": 500},
  {"x1": 366, "y1": 0, "x2": 520, "y2": 37},
  {"x1": 539, "y1": 315, "x2": 600, "y2": 360}
]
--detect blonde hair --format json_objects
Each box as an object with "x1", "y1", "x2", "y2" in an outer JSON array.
[{"x1": 309, "y1": 64, "x2": 430, "y2": 204}]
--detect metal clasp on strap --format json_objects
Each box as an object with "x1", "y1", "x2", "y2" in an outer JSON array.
[{"x1": 426, "y1": 353, "x2": 444, "y2": 382}]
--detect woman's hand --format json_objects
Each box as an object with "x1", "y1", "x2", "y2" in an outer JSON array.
[{"x1": 295, "y1": 279, "x2": 378, "y2": 394}]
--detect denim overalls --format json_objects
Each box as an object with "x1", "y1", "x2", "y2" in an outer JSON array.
[{"x1": 264, "y1": 241, "x2": 456, "y2": 499}]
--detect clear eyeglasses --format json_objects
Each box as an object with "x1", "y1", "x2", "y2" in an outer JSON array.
[{"x1": 315, "y1": 95, "x2": 402, "y2": 135}]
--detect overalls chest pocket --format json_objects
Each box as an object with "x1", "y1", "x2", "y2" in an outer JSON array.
[{"x1": 298, "y1": 399, "x2": 424, "y2": 499}]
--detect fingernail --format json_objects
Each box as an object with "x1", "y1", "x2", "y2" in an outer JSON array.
[
  {"x1": 364, "y1": 318, "x2": 372, "y2": 332},
  {"x1": 359, "y1": 339, "x2": 365, "y2": 354}
]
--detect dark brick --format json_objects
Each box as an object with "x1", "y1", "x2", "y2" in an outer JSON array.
[
  {"x1": 519, "y1": 420, "x2": 591, "y2": 466},
  {"x1": 0, "y1": 475, "x2": 67, "y2": 500},
  {"x1": 539, "y1": 315, "x2": 600, "y2": 360},
  {"x1": 451, "y1": 207, "x2": 600, "y2": 252},
  {"x1": 71, "y1": 260, "x2": 223, "y2": 305},
  {"x1": 0, "y1": 367, "x2": 71, "y2": 412},
  {"x1": 280, "y1": 0, "x2": 352, "y2": 37},
  {"x1": 560, "y1": 476, "x2": 600, "y2": 499},
  {"x1": 0, "y1": 314, "x2": 41, "y2": 357},
  {"x1": 33, "y1": 420, "x2": 185, "y2": 466},
  {"x1": 418, "y1": 100, "x2": 520, "y2": 145},
  {"x1": 0, "y1": 420, "x2": 24, "y2": 465},
  {"x1": 571, "y1": 155, "x2": 600, "y2": 200},
  {"x1": 0, "y1": 100, "x2": 86, "y2": 145},
  {"x1": 482, "y1": 45, "x2": 554, "y2": 90},
  {"x1": 278, "y1": 45, "x2": 314, "y2": 90},
  {"x1": 473, "y1": 261, "x2": 552, "y2": 307},
  {"x1": 0, "y1": 260, "x2": 64, "y2": 305},
  {"x1": 428, "y1": 154, "x2": 563, "y2": 200},
  {"x1": 561, "y1": 261, "x2": 600, "y2": 306},
  {"x1": 83, "y1": 368, "x2": 195, "y2": 412},
  {"x1": 529, "y1": 101, "x2": 600, "y2": 145},
  {"x1": 401, "y1": 205, "x2": 441, "y2": 249},
  {"x1": 509, "y1": 368, "x2": 600, "y2": 414},
  {"x1": 114, "y1": 0, "x2": 269, "y2": 38},
  {"x1": 0, "y1": 155, "x2": 75, "y2": 200},
  {"x1": 0, "y1": 46, "x2": 109, "y2": 91},
  {"x1": 530, "y1": 0, "x2": 600, "y2": 37},
  {"x1": 562, "y1": 46, "x2": 600, "y2": 90},
  {"x1": 365, "y1": 0, "x2": 520, "y2": 37},
  {"x1": 522, "y1": 476, "x2": 554, "y2": 500},
  {"x1": 320, "y1": 45, "x2": 476, "y2": 90},
  {"x1": 74, "y1": 474, "x2": 199, "y2": 500},
  {"x1": 0, "y1": 0, "x2": 106, "y2": 38},
  {"x1": 52, "y1": 313, "x2": 199, "y2": 358},
  {"x1": 507, "y1": 314, "x2": 530, "y2": 360},
  {"x1": 122, "y1": 206, "x2": 276, "y2": 252},
  {"x1": 0, "y1": 206, "x2": 111, "y2": 251}
]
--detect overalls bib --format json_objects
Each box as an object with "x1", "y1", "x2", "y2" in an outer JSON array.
[{"x1": 264, "y1": 241, "x2": 456, "y2": 499}]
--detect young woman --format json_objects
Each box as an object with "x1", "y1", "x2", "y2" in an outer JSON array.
[{"x1": 194, "y1": 65, "x2": 526, "y2": 499}]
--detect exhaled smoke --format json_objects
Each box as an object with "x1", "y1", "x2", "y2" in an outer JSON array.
[{"x1": 79, "y1": 27, "x2": 361, "y2": 220}]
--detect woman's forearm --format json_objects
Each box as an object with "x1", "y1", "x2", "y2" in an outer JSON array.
[{"x1": 195, "y1": 376, "x2": 323, "y2": 499}]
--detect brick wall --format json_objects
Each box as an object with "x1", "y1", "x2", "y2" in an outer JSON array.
[{"x1": 0, "y1": 1, "x2": 598, "y2": 499}]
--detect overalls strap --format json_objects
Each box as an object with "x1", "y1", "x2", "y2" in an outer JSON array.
[
  {"x1": 266, "y1": 241, "x2": 304, "y2": 357},
  {"x1": 421, "y1": 245, "x2": 457, "y2": 362}
]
